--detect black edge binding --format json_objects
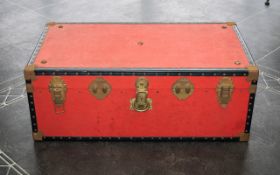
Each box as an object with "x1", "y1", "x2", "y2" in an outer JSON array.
[
  {"x1": 42, "y1": 136, "x2": 240, "y2": 142},
  {"x1": 245, "y1": 80, "x2": 258, "y2": 133},
  {"x1": 35, "y1": 68, "x2": 249, "y2": 76},
  {"x1": 234, "y1": 25, "x2": 256, "y2": 65},
  {"x1": 27, "y1": 92, "x2": 38, "y2": 132}
]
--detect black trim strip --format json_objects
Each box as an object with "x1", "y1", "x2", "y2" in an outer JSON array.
[
  {"x1": 244, "y1": 80, "x2": 258, "y2": 133},
  {"x1": 35, "y1": 69, "x2": 248, "y2": 76},
  {"x1": 42, "y1": 136, "x2": 240, "y2": 142},
  {"x1": 27, "y1": 92, "x2": 38, "y2": 132}
]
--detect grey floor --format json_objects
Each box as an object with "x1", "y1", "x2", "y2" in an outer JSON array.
[{"x1": 0, "y1": 0, "x2": 280, "y2": 174}]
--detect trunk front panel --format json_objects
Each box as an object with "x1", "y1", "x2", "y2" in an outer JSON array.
[{"x1": 32, "y1": 76, "x2": 250, "y2": 138}]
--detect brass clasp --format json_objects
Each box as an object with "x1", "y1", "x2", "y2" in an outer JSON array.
[
  {"x1": 130, "y1": 77, "x2": 152, "y2": 112},
  {"x1": 216, "y1": 77, "x2": 234, "y2": 107},
  {"x1": 49, "y1": 76, "x2": 67, "y2": 113}
]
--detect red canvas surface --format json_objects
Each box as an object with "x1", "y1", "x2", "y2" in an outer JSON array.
[
  {"x1": 35, "y1": 23, "x2": 250, "y2": 69},
  {"x1": 33, "y1": 76, "x2": 250, "y2": 137}
]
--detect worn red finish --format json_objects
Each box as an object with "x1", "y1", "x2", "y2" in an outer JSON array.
[
  {"x1": 27, "y1": 23, "x2": 256, "y2": 140},
  {"x1": 33, "y1": 76, "x2": 250, "y2": 137},
  {"x1": 35, "y1": 24, "x2": 249, "y2": 68}
]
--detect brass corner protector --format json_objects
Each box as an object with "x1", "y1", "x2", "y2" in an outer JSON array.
[
  {"x1": 226, "y1": 22, "x2": 236, "y2": 26},
  {"x1": 24, "y1": 64, "x2": 36, "y2": 81},
  {"x1": 247, "y1": 65, "x2": 259, "y2": 82},
  {"x1": 32, "y1": 131, "x2": 43, "y2": 141},
  {"x1": 26, "y1": 83, "x2": 33, "y2": 93},
  {"x1": 47, "y1": 21, "x2": 56, "y2": 27},
  {"x1": 239, "y1": 132, "x2": 250, "y2": 142}
]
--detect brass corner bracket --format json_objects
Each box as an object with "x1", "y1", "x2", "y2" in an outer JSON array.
[
  {"x1": 24, "y1": 64, "x2": 36, "y2": 81},
  {"x1": 239, "y1": 132, "x2": 250, "y2": 142},
  {"x1": 32, "y1": 131, "x2": 43, "y2": 141},
  {"x1": 247, "y1": 65, "x2": 259, "y2": 82}
]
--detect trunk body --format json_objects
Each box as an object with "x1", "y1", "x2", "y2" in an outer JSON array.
[{"x1": 24, "y1": 23, "x2": 258, "y2": 141}]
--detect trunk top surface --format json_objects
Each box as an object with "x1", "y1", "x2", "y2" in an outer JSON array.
[{"x1": 34, "y1": 23, "x2": 250, "y2": 69}]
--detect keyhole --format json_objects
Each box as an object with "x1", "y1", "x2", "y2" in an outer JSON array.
[
  {"x1": 102, "y1": 85, "x2": 108, "y2": 94},
  {"x1": 175, "y1": 87, "x2": 181, "y2": 94}
]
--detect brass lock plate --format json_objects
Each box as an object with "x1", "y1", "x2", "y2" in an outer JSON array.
[
  {"x1": 89, "y1": 77, "x2": 111, "y2": 99},
  {"x1": 49, "y1": 76, "x2": 67, "y2": 105},
  {"x1": 172, "y1": 78, "x2": 194, "y2": 100},
  {"x1": 49, "y1": 76, "x2": 67, "y2": 113},
  {"x1": 130, "y1": 77, "x2": 152, "y2": 112},
  {"x1": 216, "y1": 77, "x2": 234, "y2": 107}
]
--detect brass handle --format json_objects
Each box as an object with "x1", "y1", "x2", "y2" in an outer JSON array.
[{"x1": 130, "y1": 77, "x2": 152, "y2": 112}]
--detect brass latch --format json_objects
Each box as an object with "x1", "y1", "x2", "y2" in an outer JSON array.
[
  {"x1": 172, "y1": 78, "x2": 194, "y2": 100},
  {"x1": 130, "y1": 77, "x2": 152, "y2": 112},
  {"x1": 89, "y1": 77, "x2": 111, "y2": 99},
  {"x1": 49, "y1": 76, "x2": 67, "y2": 113},
  {"x1": 216, "y1": 77, "x2": 234, "y2": 107}
]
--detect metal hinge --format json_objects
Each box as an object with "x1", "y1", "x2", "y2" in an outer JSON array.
[
  {"x1": 47, "y1": 21, "x2": 56, "y2": 27},
  {"x1": 226, "y1": 22, "x2": 236, "y2": 26},
  {"x1": 239, "y1": 132, "x2": 250, "y2": 142},
  {"x1": 247, "y1": 65, "x2": 259, "y2": 82},
  {"x1": 32, "y1": 131, "x2": 43, "y2": 141},
  {"x1": 24, "y1": 64, "x2": 36, "y2": 81},
  {"x1": 249, "y1": 84, "x2": 257, "y2": 93}
]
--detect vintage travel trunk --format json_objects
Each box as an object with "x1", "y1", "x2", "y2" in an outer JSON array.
[{"x1": 24, "y1": 22, "x2": 258, "y2": 141}]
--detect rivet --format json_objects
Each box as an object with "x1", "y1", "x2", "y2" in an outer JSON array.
[
  {"x1": 234, "y1": 60, "x2": 241, "y2": 65},
  {"x1": 58, "y1": 25, "x2": 63, "y2": 29},
  {"x1": 41, "y1": 59, "x2": 47, "y2": 64},
  {"x1": 137, "y1": 41, "x2": 144, "y2": 46},
  {"x1": 222, "y1": 26, "x2": 227, "y2": 29}
]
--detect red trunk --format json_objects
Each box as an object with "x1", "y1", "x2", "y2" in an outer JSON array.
[{"x1": 24, "y1": 23, "x2": 258, "y2": 141}]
